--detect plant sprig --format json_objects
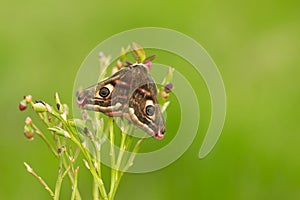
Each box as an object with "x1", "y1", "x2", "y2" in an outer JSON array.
[{"x1": 20, "y1": 43, "x2": 174, "y2": 200}]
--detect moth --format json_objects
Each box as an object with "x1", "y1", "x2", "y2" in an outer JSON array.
[{"x1": 76, "y1": 63, "x2": 166, "y2": 139}]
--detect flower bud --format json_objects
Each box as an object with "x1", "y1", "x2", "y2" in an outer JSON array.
[
  {"x1": 32, "y1": 103, "x2": 47, "y2": 112},
  {"x1": 164, "y1": 83, "x2": 173, "y2": 93},
  {"x1": 24, "y1": 131, "x2": 34, "y2": 140},
  {"x1": 25, "y1": 117, "x2": 32, "y2": 125},
  {"x1": 144, "y1": 61, "x2": 152, "y2": 70},
  {"x1": 160, "y1": 90, "x2": 169, "y2": 99},
  {"x1": 24, "y1": 125, "x2": 34, "y2": 140},
  {"x1": 54, "y1": 92, "x2": 64, "y2": 114},
  {"x1": 45, "y1": 103, "x2": 53, "y2": 113},
  {"x1": 19, "y1": 100, "x2": 27, "y2": 111},
  {"x1": 83, "y1": 127, "x2": 89, "y2": 134},
  {"x1": 117, "y1": 60, "x2": 123, "y2": 69},
  {"x1": 25, "y1": 95, "x2": 32, "y2": 103}
]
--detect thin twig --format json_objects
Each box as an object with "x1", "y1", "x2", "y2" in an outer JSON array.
[
  {"x1": 108, "y1": 117, "x2": 116, "y2": 200},
  {"x1": 24, "y1": 162, "x2": 54, "y2": 198},
  {"x1": 54, "y1": 153, "x2": 64, "y2": 200},
  {"x1": 71, "y1": 167, "x2": 80, "y2": 200}
]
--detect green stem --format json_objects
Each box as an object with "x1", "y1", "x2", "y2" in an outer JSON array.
[
  {"x1": 70, "y1": 130, "x2": 108, "y2": 199},
  {"x1": 51, "y1": 110, "x2": 108, "y2": 199},
  {"x1": 32, "y1": 123, "x2": 58, "y2": 157},
  {"x1": 116, "y1": 131, "x2": 127, "y2": 171},
  {"x1": 61, "y1": 150, "x2": 82, "y2": 200},
  {"x1": 108, "y1": 117, "x2": 116, "y2": 200},
  {"x1": 24, "y1": 162, "x2": 55, "y2": 198},
  {"x1": 93, "y1": 178, "x2": 99, "y2": 200},
  {"x1": 109, "y1": 172, "x2": 123, "y2": 200},
  {"x1": 71, "y1": 167, "x2": 79, "y2": 200},
  {"x1": 54, "y1": 153, "x2": 64, "y2": 200},
  {"x1": 123, "y1": 137, "x2": 145, "y2": 172}
]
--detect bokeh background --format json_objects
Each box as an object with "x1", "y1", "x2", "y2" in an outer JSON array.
[{"x1": 1, "y1": 0, "x2": 300, "y2": 199}]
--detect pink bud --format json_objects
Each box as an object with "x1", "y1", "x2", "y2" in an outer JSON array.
[
  {"x1": 45, "y1": 103, "x2": 53, "y2": 113},
  {"x1": 24, "y1": 131, "x2": 34, "y2": 140},
  {"x1": 117, "y1": 60, "x2": 123, "y2": 69},
  {"x1": 144, "y1": 61, "x2": 152, "y2": 70},
  {"x1": 25, "y1": 95, "x2": 32, "y2": 103},
  {"x1": 25, "y1": 117, "x2": 32, "y2": 125}
]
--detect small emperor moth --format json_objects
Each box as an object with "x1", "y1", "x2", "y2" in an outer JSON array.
[{"x1": 76, "y1": 63, "x2": 165, "y2": 139}]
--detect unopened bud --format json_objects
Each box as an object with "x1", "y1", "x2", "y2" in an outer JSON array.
[
  {"x1": 54, "y1": 92, "x2": 64, "y2": 114},
  {"x1": 32, "y1": 103, "x2": 47, "y2": 112},
  {"x1": 25, "y1": 117, "x2": 32, "y2": 125},
  {"x1": 144, "y1": 61, "x2": 152, "y2": 70},
  {"x1": 160, "y1": 91, "x2": 169, "y2": 99},
  {"x1": 164, "y1": 83, "x2": 173, "y2": 93},
  {"x1": 24, "y1": 131, "x2": 34, "y2": 140},
  {"x1": 117, "y1": 60, "x2": 123, "y2": 69},
  {"x1": 83, "y1": 127, "x2": 89, "y2": 134},
  {"x1": 19, "y1": 100, "x2": 27, "y2": 111},
  {"x1": 25, "y1": 95, "x2": 32, "y2": 103},
  {"x1": 45, "y1": 103, "x2": 53, "y2": 113},
  {"x1": 24, "y1": 125, "x2": 34, "y2": 140}
]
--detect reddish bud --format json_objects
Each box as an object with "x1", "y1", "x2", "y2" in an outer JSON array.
[
  {"x1": 144, "y1": 61, "x2": 152, "y2": 70},
  {"x1": 164, "y1": 83, "x2": 173, "y2": 93},
  {"x1": 24, "y1": 131, "x2": 34, "y2": 140},
  {"x1": 83, "y1": 127, "x2": 89, "y2": 134},
  {"x1": 24, "y1": 124, "x2": 34, "y2": 140},
  {"x1": 57, "y1": 148, "x2": 62, "y2": 154},
  {"x1": 19, "y1": 100, "x2": 27, "y2": 111}
]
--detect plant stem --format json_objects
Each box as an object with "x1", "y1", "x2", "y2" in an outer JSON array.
[
  {"x1": 32, "y1": 123, "x2": 58, "y2": 157},
  {"x1": 93, "y1": 178, "x2": 99, "y2": 200},
  {"x1": 61, "y1": 149, "x2": 82, "y2": 200},
  {"x1": 54, "y1": 153, "x2": 64, "y2": 200},
  {"x1": 24, "y1": 162, "x2": 55, "y2": 198},
  {"x1": 123, "y1": 137, "x2": 145, "y2": 172},
  {"x1": 71, "y1": 167, "x2": 79, "y2": 200},
  {"x1": 108, "y1": 117, "x2": 116, "y2": 200}
]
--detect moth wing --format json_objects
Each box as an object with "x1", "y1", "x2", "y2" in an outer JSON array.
[
  {"x1": 124, "y1": 66, "x2": 165, "y2": 139},
  {"x1": 77, "y1": 67, "x2": 132, "y2": 116}
]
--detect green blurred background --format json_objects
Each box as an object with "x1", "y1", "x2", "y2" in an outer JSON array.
[{"x1": 1, "y1": 0, "x2": 300, "y2": 199}]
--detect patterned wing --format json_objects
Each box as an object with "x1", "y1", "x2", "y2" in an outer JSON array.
[{"x1": 77, "y1": 67, "x2": 132, "y2": 116}]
